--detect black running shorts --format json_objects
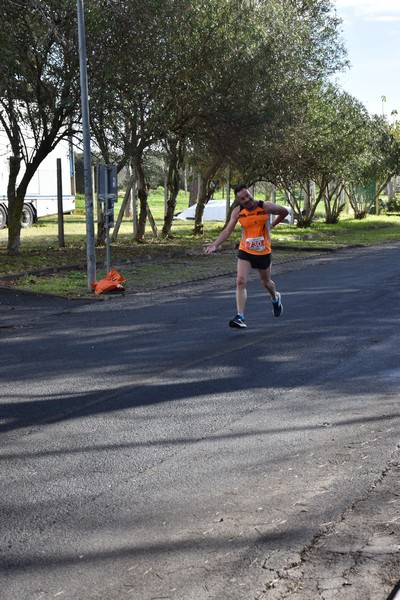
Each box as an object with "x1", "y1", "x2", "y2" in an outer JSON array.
[{"x1": 237, "y1": 250, "x2": 271, "y2": 270}]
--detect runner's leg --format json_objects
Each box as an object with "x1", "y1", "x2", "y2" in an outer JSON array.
[
  {"x1": 258, "y1": 265, "x2": 277, "y2": 300},
  {"x1": 236, "y1": 258, "x2": 251, "y2": 314}
]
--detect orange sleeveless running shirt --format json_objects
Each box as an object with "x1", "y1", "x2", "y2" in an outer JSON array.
[{"x1": 238, "y1": 201, "x2": 271, "y2": 255}]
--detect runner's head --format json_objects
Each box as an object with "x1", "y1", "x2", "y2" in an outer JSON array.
[{"x1": 234, "y1": 184, "x2": 254, "y2": 208}]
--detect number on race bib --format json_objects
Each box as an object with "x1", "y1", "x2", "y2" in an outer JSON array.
[{"x1": 245, "y1": 236, "x2": 265, "y2": 251}]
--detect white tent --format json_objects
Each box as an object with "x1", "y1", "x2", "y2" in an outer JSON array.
[{"x1": 175, "y1": 200, "x2": 230, "y2": 221}]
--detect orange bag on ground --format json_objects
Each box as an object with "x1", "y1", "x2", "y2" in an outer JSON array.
[{"x1": 91, "y1": 269, "x2": 126, "y2": 295}]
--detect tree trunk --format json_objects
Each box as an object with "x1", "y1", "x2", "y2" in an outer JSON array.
[
  {"x1": 348, "y1": 178, "x2": 389, "y2": 219},
  {"x1": 281, "y1": 180, "x2": 321, "y2": 228},
  {"x1": 193, "y1": 159, "x2": 222, "y2": 235},
  {"x1": 387, "y1": 177, "x2": 396, "y2": 201},
  {"x1": 111, "y1": 173, "x2": 136, "y2": 243},
  {"x1": 323, "y1": 180, "x2": 345, "y2": 224},
  {"x1": 193, "y1": 175, "x2": 207, "y2": 235},
  {"x1": 146, "y1": 204, "x2": 159, "y2": 238},
  {"x1": 189, "y1": 175, "x2": 198, "y2": 207},
  {"x1": 162, "y1": 175, "x2": 179, "y2": 238},
  {"x1": 134, "y1": 158, "x2": 148, "y2": 242},
  {"x1": 6, "y1": 129, "x2": 67, "y2": 254},
  {"x1": 162, "y1": 138, "x2": 184, "y2": 238},
  {"x1": 6, "y1": 155, "x2": 22, "y2": 255},
  {"x1": 7, "y1": 156, "x2": 42, "y2": 254}
]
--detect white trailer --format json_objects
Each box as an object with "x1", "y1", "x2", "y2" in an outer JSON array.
[{"x1": 0, "y1": 134, "x2": 75, "y2": 229}]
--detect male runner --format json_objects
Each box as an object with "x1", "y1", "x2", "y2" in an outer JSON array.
[{"x1": 204, "y1": 184, "x2": 289, "y2": 329}]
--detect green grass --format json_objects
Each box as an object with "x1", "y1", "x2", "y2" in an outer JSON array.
[
  {"x1": 8, "y1": 271, "x2": 89, "y2": 297},
  {"x1": 273, "y1": 214, "x2": 400, "y2": 248},
  {"x1": 1, "y1": 187, "x2": 399, "y2": 297}
]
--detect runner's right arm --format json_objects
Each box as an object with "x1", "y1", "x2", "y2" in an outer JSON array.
[{"x1": 204, "y1": 207, "x2": 240, "y2": 254}]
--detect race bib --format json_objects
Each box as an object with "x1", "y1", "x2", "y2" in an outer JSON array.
[{"x1": 245, "y1": 236, "x2": 265, "y2": 252}]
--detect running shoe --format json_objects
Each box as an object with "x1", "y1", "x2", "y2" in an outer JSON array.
[
  {"x1": 229, "y1": 315, "x2": 247, "y2": 329},
  {"x1": 272, "y1": 292, "x2": 283, "y2": 317}
]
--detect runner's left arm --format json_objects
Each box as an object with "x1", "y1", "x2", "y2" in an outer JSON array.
[{"x1": 263, "y1": 202, "x2": 289, "y2": 228}]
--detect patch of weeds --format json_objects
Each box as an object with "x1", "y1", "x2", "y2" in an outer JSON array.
[{"x1": 10, "y1": 271, "x2": 90, "y2": 298}]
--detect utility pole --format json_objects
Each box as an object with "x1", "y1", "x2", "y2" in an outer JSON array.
[{"x1": 77, "y1": 0, "x2": 96, "y2": 290}]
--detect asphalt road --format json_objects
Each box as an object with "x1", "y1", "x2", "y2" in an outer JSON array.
[{"x1": 0, "y1": 242, "x2": 399, "y2": 600}]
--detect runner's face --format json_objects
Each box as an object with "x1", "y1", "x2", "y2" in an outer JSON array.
[{"x1": 237, "y1": 189, "x2": 254, "y2": 207}]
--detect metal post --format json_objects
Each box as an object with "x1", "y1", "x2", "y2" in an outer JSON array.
[
  {"x1": 56, "y1": 158, "x2": 65, "y2": 247},
  {"x1": 77, "y1": 0, "x2": 96, "y2": 291},
  {"x1": 68, "y1": 116, "x2": 75, "y2": 195},
  {"x1": 226, "y1": 167, "x2": 231, "y2": 219},
  {"x1": 104, "y1": 168, "x2": 111, "y2": 273}
]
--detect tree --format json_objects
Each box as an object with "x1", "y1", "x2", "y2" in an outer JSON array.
[
  {"x1": 162, "y1": 136, "x2": 186, "y2": 238},
  {"x1": 85, "y1": 0, "x2": 251, "y2": 239},
  {"x1": 276, "y1": 85, "x2": 371, "y2": 226},
  {"x1": 86, "y1": 0, "x2": 202, "y2": 242},
  {"x1": 346, "y1": 115, "x2": 400, "y2": 219},
  {"x1": 0, "y1": 0, "x2": 80, "y2": 255},
  {"x1": 221, "y1": 0, "x2": 349, "y2": 210},
  {"x1": 84, "y1": 0, "x2": 349, "y2": 239}
]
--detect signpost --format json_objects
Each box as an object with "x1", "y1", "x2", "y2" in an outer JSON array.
[
  {"x1": 56, "y1": 158, "x2": 65, "y2": 248},
  {"x1": 97, "y1": 164, "x2": 118, "y2": 272}
]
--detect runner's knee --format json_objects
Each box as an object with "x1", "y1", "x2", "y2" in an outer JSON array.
[{"x1": 237, "y1": 275, "x2": 247, "y2": 289}]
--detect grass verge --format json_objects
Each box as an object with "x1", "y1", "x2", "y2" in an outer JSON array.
[{"x1": 1, "y1": 189, "x2": 399, "y2": 298}]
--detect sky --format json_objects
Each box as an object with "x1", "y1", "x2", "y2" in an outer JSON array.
[{"x1": 332, "y1": 0, "x2": 400, "y2": 117}]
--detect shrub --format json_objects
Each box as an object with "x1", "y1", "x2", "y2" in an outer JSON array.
[{"x1": 387, "y1": 197, "x2": 400, "y2": 212}]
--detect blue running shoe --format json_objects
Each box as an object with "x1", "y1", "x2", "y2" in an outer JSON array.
[{"x1": 229, "y1": 314, "x2": 247, "y2": 329}]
